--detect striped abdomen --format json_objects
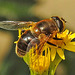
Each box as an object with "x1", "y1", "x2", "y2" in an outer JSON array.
[{"x1": 16, "y1": 30, "x2": 35, "y2": 57}]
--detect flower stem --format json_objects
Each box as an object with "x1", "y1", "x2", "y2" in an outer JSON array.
[{"x1": 49, "y1": 54, "x2": 62, "y2": 75}]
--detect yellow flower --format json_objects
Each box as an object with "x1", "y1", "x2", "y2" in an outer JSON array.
[
  {"x1": 47, "y1": 29, "x2": 75, "y2": 61},
  {"x1": 29, "y1": 46, "x2": 50, "y2": 74},
  {"x1": 28, "y1": 29, "x2": 75, "y2": 73}
]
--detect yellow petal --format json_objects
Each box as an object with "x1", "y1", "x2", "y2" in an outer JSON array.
[
  {"x1": 64, "y1": 42, "x2": 75, "y2": 52},
  {"x1": 69, "y1": 42, "x2": 75, "y2": 45},
  {"x1": 18, "y1": 29, "x2": 21, "y2": 38},
  {"x1": 62, "y1": 29, "x2": 69, "y2": 35},
  {"x1": 69, "y1": 33, "x2": 75, "y2": 39},
  {"x1": 57, "y1": 29, "x2": 69, "y2": 38},
  {"x1": 47, "y1": 48, "x2": 50, "y2": 63},
  {"x1": 14, "y1": 41, "x2": 18, "y2": 43},
  {"x1": 51, "y1": 48, "x2": 56, "y2": 61},
  {"x1": 57, "y1": 48, "x2": 65, "y2": 60}
]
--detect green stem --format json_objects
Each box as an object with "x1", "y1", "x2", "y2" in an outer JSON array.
[{"x1": 49, "y1": 54, "x2": 62, "y2": 75}]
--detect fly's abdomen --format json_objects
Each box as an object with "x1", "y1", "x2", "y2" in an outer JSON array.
[{"x1": 16, "y1": 30, "x2": 35, "y2": 57}]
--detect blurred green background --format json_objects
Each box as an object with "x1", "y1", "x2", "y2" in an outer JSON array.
[{"x1": 0, "y1": 0, "x2": 75, "y2": 75}]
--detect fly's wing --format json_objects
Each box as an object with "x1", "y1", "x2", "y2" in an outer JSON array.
[
  {"x1": 27, "y1": 37, "x2": 45, "y2": 55},
  {"x1": 0, "y1": 21, "x2": 36, "y2": 30},
  {"x1": 27, "y1": 38, "x2": 40, "y2": 52}
]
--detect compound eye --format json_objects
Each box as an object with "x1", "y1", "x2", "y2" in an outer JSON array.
[
  {"x1": 51, "y1": 16, "x2": 58, "y2": 20},
  {"x1": 51, "y1": 16, "x2": 65, "y2": 32}
]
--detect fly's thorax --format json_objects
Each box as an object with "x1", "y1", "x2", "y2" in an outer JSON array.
[{"x1": 31, "y1": 19, "x2": 59, "y2": 37}]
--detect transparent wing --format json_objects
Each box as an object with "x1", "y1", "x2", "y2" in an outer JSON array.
[{"x1": 0, "y1": 21, "x2": 36, "y2": 30}]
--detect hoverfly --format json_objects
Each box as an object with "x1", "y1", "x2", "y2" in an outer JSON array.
[{"x1": 0, "y1": 16, "x2": 66, "y2": 57}]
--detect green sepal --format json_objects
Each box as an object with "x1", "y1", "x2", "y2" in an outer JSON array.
[{"x1": 23, "y1": 52, "x2": 30, "y2": 65}]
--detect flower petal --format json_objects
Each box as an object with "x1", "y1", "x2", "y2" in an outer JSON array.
[
  {"x1": 47, "y1": 48, "x2": 50, "y2": 63},
  {"x1": 51, "y1": 48, "x2": 56, "y2": 61},
  {"x1": 64, "y1": 42, "x2": 75, "y2": 52},
  {"x1": 69, "y1": 33, "x2": 75, "y2": 39},
  {"x1": 57, "y1": 48, "x2": 65, "y2": 60},
  {"x1": 69, "y1": 42, "x2": 75, "y2": 45},
  {"x1": 62, "y1": 29, "x2": 69, "y2": 35},
  {"x1": 57, "y1": 29, "x2": 69, "y2": 38}
]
